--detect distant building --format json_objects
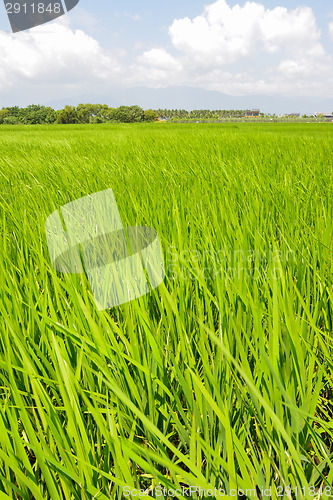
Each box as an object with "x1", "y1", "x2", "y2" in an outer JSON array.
[
  {"x1": 245, "y1": 109, "x2": 260, "y2": 117},
  {"x1": 314, "y1": 112, "x2": 333, "y2": 119}
]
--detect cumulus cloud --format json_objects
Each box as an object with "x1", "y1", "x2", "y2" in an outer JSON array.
[
  {"x1": 329, "y1": 22, "x2": 333, "y2": 42},
  {"x1": 0, "y1": 20, "x2": 122, "y2": 91},
  {"x1": 167, "y1": 1, "x2": 323, "y2": 66},
  {"x1": 130, "y1": 48, "x2": 183, "y2": 86},
  {"x1": 134, "y1": 0, "x2": 333, "y2": 96},
  {"x1": 0, "y1": 1, "x2": 333, "y2": 100}
]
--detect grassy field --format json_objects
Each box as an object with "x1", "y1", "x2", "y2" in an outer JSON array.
[{"x1": 0, "y1": 122, "x2": 332, "y2": 499}]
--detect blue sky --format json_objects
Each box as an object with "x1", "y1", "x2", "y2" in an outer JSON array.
[{"x1": 0, "y1": 0, "x2": 333, "y2": 113}]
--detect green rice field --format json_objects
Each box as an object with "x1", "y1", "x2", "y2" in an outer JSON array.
[{"x1": 0, "y1": 122, "x2": 332, "y2": 499}]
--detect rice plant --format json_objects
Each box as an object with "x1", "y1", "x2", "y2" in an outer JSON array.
[{"x1": 0, "y1": 122, "x2": 332, "y2": 499}]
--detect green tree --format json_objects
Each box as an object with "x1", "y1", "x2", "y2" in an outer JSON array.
[
  {"x1": 18, "y1": 104, "x2": 56, "y2": 124},
  {"x1": 76, "y1": 103, "x2": 110, "y2": 123},
  {"x1": 0, "y1": 108, "x2": 9, "y2": 124},
  {"x1": 6, "y1": 106, "x2": 20, "y2": 117},
  {"x1": 3, "y1": 116, "x2": 20, "y2": 125},
  {"x1": 144, "y1": 109, "x2": 159, "y2": 122},
  {"x1": 112, "y1": 105, "x2": 145, "y2": 123},
  {"x1": 56, "y1": 106, "x2": 79, "y2": 124}
]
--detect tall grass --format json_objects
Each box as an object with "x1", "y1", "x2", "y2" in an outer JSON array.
[{"x1": 0, "y1": 123, "x2": 332, "y2": 499}]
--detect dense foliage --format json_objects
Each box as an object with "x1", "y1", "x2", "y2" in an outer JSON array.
[
  {"x1": 155, "y1": 108, "x2": 263, "y2": 119},
  {"x1": 0, "y1": 104, "x2": 159, "y2": 124},
  {"x1": 0, "y1": 104, "x2": 269, "y2": 125},
  {"x1": 1, "y1": 104, "x2": 332, "y2": 124}
]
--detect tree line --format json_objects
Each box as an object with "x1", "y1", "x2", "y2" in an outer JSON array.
[
  {"x1": 155, "y1": 109, "x2": 263, "y2": 119},
  {"x1": 0, "y1": 104, "x2": 269, "y2": 125},
  {"x1": 0, "y1": 104, "x2": 159, "y2": 125}
]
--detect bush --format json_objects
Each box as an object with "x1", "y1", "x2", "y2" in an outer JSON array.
[
  {"x1": 112, "y1": 105, "x2": 145, "y2": 123},
  {"x1": 0, "y1": 108, "x2": 9, "y2": 124},
  {"x1": 3, "y1": 116, "x2": 20, "y2": 125},
  {"x1": 144, "y1": 109, "x2": 159, "y2": 122}
]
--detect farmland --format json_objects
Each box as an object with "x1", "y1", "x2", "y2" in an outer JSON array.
[{"x1": 0, "y1": 122, "x2": 332, "y2": 498}]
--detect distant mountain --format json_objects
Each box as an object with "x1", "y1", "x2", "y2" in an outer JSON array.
[
  {"x1": 2, "y1": 85, "x2": 331, "y2": 115},
  {"x1": 43, "y1": 87, "x2": 333, "y2": 115}
]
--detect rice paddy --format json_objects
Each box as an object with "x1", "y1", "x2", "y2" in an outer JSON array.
[{"x1": 0, "y1": 122, "x2": 332, "y2": 499}]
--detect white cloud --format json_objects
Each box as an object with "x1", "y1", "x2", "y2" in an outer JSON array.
[
  {"x1": 0, "y1": 21, "x2": 122, "y2": 91},
  {"x1": 329, "y1": 22, "x2": 333, "y2": 42},
  {"x1": 137, "y1": 48, "x2": 181, "y2": 71},
  {"x1": 0, "y1": 1, "x2": 333, "y2": 101},
  {"x1": 168, "y1": 1, "x2": 322, "y2": 67},
  {"x1": 124, "y1": 13, "x2": 141, "y2": 21},
  {"x1": 130, "y1": 48, "x2": 183, "y2": 86},
  {"x1": 133, "y1": 0, "x2": 333, "y2": 97}
]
